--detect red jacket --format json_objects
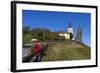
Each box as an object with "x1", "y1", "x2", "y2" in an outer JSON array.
[{"x1": 34, "y1": 43, "x2": 42, "y2": 56}]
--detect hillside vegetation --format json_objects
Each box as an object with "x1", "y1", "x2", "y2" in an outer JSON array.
[
  {"x1": 41, "y1": 41, "x2": 90, "y2": 61},
  {"x1": 23, "y1": 27, "x2": 90, "y2": 62}
]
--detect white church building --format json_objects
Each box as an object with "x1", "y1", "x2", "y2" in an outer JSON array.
[{"x1": 58, "y1": 22, "x2": 74, "y2": 40}]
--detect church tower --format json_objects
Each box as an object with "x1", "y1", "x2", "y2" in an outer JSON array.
[
  {"x1": 67, "y1": 22, "x2": 73, "y2": 34},
  {"x1": 58, "y1": 22, "x2": 74, "y2": 40},
  {"x1": 67, "y1": 22, "x2": 74, "y2": 40}
]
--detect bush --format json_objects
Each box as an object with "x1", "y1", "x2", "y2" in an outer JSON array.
[{"x1": 70, "y1": 33, "x2": 73, "y2": 40}]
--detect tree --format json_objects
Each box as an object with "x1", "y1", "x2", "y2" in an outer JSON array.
[
  {"x1": 75, "y1": 24, "x2": 82, "y2": 42},
  {"x1": 23, "y1": 26, "x2": 31, "y2": 34},
  {"x1": 70, "y1": 33, "x2": 73, "y2": 40},
  {"x1": 23, "y1": 34, "x2": 33, "y2": 44},
  {"x1": 23, "y1": 27, "x2": 66, "y2": 44}
]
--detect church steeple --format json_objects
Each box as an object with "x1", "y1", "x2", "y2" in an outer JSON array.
[
  {"x1": 68, "y1": 22, "x2": 72, "y2": 28},
  {"x1": 67, "y1": 21, "x2": 73, "y2": 34}
]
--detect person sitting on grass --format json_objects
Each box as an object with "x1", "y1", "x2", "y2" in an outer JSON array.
[{"x1": 31, "y1": 39, "x2": 42, "y2": 62}]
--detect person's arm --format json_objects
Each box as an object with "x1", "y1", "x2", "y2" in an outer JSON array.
[{"x1": 30, "y1": 45, "x2": 35, "y2": 55}]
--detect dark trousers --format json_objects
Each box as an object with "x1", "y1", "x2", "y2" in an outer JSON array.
[{"x1": 31, "y1": 54, "x2": 42, "y2": 62}]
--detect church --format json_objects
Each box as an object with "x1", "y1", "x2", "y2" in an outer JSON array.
[{"x1": 58, "y1": 22, "x2": 74, "y2": 40}]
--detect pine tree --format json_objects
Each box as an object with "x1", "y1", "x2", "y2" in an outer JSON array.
[{"x1": 75, "y1": 24, "x2": 82, "y2": 42}]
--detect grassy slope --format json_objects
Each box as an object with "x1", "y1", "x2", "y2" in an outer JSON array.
[{"x1": 41, "y1": 41, "x2": 91, "y2": 62}]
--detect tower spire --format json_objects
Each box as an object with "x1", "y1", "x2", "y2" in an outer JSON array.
[
  {"x1": 67, "y1": 21, "x2": 73, "y2": 34},
  {"x1": 69, "y1": 21, "x2": 72, "y2": 27}
]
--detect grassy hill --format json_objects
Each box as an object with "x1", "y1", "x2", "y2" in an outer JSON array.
[{"x1": 41, "y1": 40, "x2": 90, "y2": 62}]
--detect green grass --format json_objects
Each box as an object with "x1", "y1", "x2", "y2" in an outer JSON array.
[{"x1": 41, "y1": 41, "x2": 90, "y2": 62}]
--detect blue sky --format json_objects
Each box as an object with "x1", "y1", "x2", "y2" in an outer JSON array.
[{"x1": 22, "y1": 10, "x2": 91, "y2": 46}]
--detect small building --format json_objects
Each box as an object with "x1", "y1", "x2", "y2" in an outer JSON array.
[
  {"x1": 58, "y1": 32, "x2": 70, "y2": 40},
  {"x1": 58, "y1": 22, "x2": 74, "y2": 40}
]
